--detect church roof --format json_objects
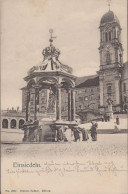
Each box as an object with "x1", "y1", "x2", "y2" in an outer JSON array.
[
  {"x1": 76, "y1": 76, "x2": 99, "y2": 88},
  {"x1": 75, "y1": 74, "x2": 97, "y2": 86},
  {"x1": 100, "y1": 10, "x2": 120, "y2": 25}
]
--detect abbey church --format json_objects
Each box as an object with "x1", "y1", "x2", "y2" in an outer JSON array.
[
  {"x1": 2, "y1": 8, "x2": 128, "y2": 129},
  {"x1": 75, "y1": 10, "x2": 128, "y2": 121}
]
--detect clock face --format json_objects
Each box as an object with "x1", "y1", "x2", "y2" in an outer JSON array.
[{"x1": 105, "y1": 24, "x2": 112, "y2": 31}]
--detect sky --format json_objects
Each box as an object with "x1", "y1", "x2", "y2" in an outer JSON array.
[{"x1": 1, "y1": 0, "x2": 127, "y2": 110}]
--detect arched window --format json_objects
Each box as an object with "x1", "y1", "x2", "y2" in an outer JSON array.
[
  {"x1": 19, "y1": 119, "x2": 25, "y2": 129},
  {"x1": 105, "y1": 32, "x2": 108, "y2": 42},
  {"x1": 106, "y1": 51, "x2": 111, "y2": 64},
  {"x1": 107, "y1": 85, "x2": 112, "y2": 96},
  {"x1": 11, "y1": 119, "x2": 16, "y2": 128},
  {"x1": 2, "y1": 119, "x2": 8, "y2": 128},
  {"x1": 123, "y1": 83, "x2": 126, "y2": 93},
  {"x1": 109, "y1": 31, "x2": 111, "y2": 40}
]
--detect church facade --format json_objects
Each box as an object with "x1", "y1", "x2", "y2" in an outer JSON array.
[{"x1": 75, "y1": 10, "x2": 128, "y2": 121}]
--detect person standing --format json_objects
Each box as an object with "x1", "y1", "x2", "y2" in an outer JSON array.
[
  {"x1": 73, "y1": 126, "x2": 80, "y2": 142},
  {"x1": 64, "y1": 126, "x2": 72, "y2": 142},
  {"x1": 57, "y1": 125, "x2": 63, "y2": 142},
  {"x1": 90, "y1": 122, "x2": 98, "y2": 141},
  {"x1": 116, "y1": 116, "x2": 120, "y2": 125},
  {"x1": 80, "y1": 127, "x2": 89, "y2": 141}
]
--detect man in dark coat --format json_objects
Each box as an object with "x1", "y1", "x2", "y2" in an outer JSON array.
[
  {"x1": 90, "y1": 122, "x2": 98, "y2": 141},
  {"x1": 73, "y1": 126, "x2": 80, "y2": 142},
  {"x1": 116, "y1": 116, "x2": 120, "y2": 125}
]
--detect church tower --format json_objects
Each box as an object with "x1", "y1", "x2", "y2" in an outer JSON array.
[{"x1": 98, "y1": 8, "x2": 124, "y2": 113}]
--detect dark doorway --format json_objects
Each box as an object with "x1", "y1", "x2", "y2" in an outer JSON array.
[
  {"x1": 19, "y1": 119, "x2": 25, "y2": 129},
  {"x1": 2, "y1": 119, "x2": 8, "y2": 128},
  {"x1": 11, "y1": 119, "x2": 16, "y2": 128}
]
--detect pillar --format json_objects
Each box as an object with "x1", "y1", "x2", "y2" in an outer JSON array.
[
  {"x1": 26, "y1": 90, "x2": 30, "y2": 121},
  {"x1": 115, "y1": 76, "x2": 120, "y2": 105},
  {"x1": 8, "y1": 119, "x2": 11, "y2": 129},
  {"x1": 68, "y1": 89, "x2": 71, "y2": 121},
  {"x1": 15, "y1": 119, "x2": 18, "y2": 129},
  {"x1": 56, "y1": 84, "x2": 61, "y2": 120},
  {"x1": 100, "y1": 50, "x2": 102, "y2": 66},
  {"x1": 99, "y1": 76, "x2": 104, "y2": 106},
  {"x1": 34, "y1": 86, "x2": 40, "y2": 120},
  {"x1": 71, "y1": 88, "x2": 76, "y2": 121},
  {"x1": 115, "y1": 48, "x2": 118, "y2": 63}
]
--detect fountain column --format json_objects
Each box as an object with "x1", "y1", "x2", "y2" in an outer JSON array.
[
  {"x1": 71, "y1": 88, "x2": 76, "y2": 121},
  {"x1": 56, "y1": 84, "x2": 61, "y2": 120},
  {"x1": 34, "y1": 85, "x2": 40, "y2": 120},
  {"x1": 68, "y1": 89, "x2": 71, "y2": 121},
  {"x1": 26, "y1": 90, "x2": 30, "y2": 121}
]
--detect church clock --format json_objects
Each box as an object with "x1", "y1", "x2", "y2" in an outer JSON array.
[{"x1": 98, "y1": 9, "x2": 124, "y2": 113}]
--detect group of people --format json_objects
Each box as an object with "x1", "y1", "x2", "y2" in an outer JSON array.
[
  {"x1": 54, "y1": 121, "x2": 98, "y2": 142},
  {"x1": 22, "y1": 118, "x2": 99, "y2": 142},
  {"x1": 22, "y1": 119, "x2": 41, "y2": 142}
]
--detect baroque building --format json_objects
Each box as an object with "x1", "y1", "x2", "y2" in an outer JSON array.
[
  {"x1": 20, "y1": 9, "x2": 128, "y2": 122},
  {"x1": 1, "y1": 8, "x2": 128, "y2": 128},
  {"x1": 98, "y1": 10, "x2": 124, "y2": 113}
]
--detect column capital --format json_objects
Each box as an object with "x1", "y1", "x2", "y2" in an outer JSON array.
[
  {"x1": 99, "y1": 76, "x2": 104, "y2": 81},
  {"x1": 56, "y1": 83, "x2": 61, "y2": 88}
]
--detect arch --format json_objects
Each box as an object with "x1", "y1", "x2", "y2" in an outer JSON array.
[
  {"x1": 10, "y1": 119, "x2": 17, "y2": 129},
  {"x1": 61, "y1": 78, "x2": 75, "y2": 89},
  {"x1": 19, "y1": 119, "x2": 25, "y2": 129},
  {"x1": 37, "y1": 76, "x2": 58, "y2": 85},
  {"x1": 27, "y1": 79, "x2": 36, "y2": 89},
  {"x1": 2, "y1": 119, "x2": 8, "y2": 128}
]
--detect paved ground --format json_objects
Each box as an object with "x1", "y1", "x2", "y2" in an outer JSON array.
[
  {"x1": 1, "y1": 134, "x2": 127, "y2": 159},
  {"x1": 1, "y1": 134, "x2": 128, "y2": 194}
]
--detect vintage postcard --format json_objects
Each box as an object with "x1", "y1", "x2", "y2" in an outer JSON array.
[{"x1": 1, "y1": 0, "x2": 128, "y2": 194}]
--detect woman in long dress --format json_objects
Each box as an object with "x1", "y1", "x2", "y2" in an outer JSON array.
[
  {"x1": 64, "y1": 126, "x2": 72, "y2": 142},
  {"x1": 81, "y1": 128, "x2": 89, "y2": 141}
]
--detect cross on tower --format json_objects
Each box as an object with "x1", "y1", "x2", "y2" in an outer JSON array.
[
  {"x1": 49, "y1": 29, "x2": 56, "y2": 46},
  {"x1": 107, "y1": 0, "x2": 111, "y2": 10}
]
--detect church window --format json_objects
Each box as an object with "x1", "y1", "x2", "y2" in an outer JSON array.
[
  {"x1": 106, "y1": 51, "x2": 111, "y2": 64},
  {"x1": 90, "y1": 94, "x2": 94, "y2": 100},
  {"x1": 30, "y1": 93, "x2": 34, "y2": 100},
  {"x1": 107, "y1": 85, "x2": 112, "y2": 96},
  {"x1": 123, "y1": 83, "x2": 126, "y2": 93},
  {"x1": 109, "y1": 31, "x2": 111, "y2": 40},
  {"x1": 105, "y1": 32, "x2": 108, "y2": 42},
  {"x1": 102, "y1": 32, "x2": 105, "y2": 41}
]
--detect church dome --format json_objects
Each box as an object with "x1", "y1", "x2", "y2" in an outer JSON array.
[{"x1": 100, "y1": 10, "x2": 120, "y2": 25}]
